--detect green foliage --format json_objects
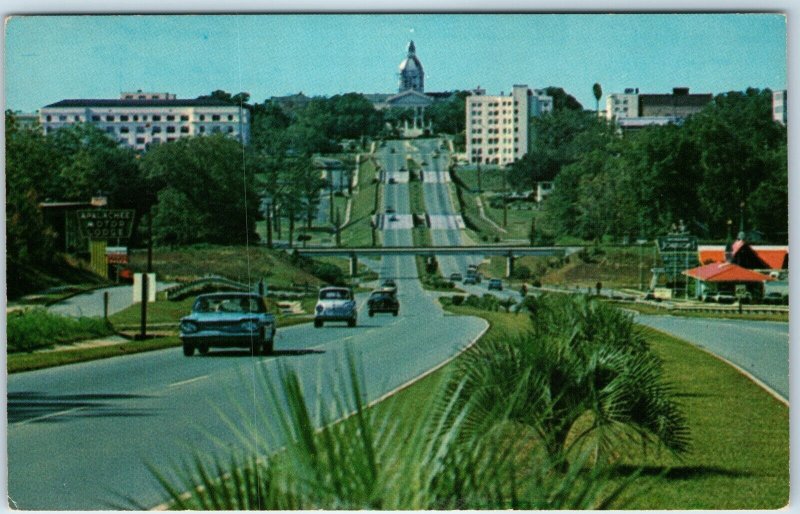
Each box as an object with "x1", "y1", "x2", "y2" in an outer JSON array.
[
  {"x1": 141, "y1": 135, "x2": 259, "y2": 245},
  {"x1": 7, "y1": 309, "x2": 114, "y2": 353},
  {"x1": 426, "y1": 91, "x2": 469, "y2": 134},
  {"x1": 537, "y1": 87, "x2": 787, "y2": 242},
  {"x1": 142, "y1": 351, "x2": 637, "y2": 510},
  {"x1": 448, "y1": 294, "x2": 690, "y2": 464}
]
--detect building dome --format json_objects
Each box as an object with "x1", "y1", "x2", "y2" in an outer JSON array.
[{"x1": 398, "y1": 41, "x2": 424, "y2": 93}]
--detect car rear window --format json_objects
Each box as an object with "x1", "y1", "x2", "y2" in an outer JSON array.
[
  {"x1": 193, "y1": 296, "x2": 265, "y2": 313},
  {"x1": 320, "y1": 289, "x2": 352, "y2": 300}
]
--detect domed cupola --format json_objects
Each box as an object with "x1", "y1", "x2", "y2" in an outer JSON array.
[{"x1": 398, "y1": 40, "x2": 424, "y2": 93}]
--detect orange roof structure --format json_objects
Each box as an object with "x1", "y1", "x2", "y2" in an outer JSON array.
[
  {"x1": 697, "y1": 244, "x2": 788, "y2": 270},
  {"x1": 683, "y1": 262, "x2": 775, "y2": 283}
]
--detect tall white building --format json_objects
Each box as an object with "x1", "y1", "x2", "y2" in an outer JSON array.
[
  {"x1": 606, "y1": 88, "x2": 640, "y2": 119},
  {"x1": 772, "y1": 89, "x2": 787, "y2": 125},
  {"x1": 40, "y1": 92, "x2": 250, "y2": 151},
  {"x1": 465, "y1": 85, "x2": 552, "y2": 166}
]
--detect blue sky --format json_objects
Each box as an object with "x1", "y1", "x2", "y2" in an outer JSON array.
[{"x1": 5, "y1": 13, "x2": 786, "y2": 112}]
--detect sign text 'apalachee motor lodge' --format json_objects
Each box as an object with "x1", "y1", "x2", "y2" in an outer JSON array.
[{"x1": 77, "y1": 209, "x2": 136, "y2": 239}]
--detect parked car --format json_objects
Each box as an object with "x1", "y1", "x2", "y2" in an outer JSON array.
[
  {"x1": 314, "y1": 286, "x2": 357, "y2": 327},
  {"x1": 488, "y1": 279, "x2": 503, "y2": 291},
  {"x1": 367, "y1": 290, "x2": 399, "y2": 317},
  {"x1": 180, "y1": 293, "x2": 276, "y2": 356},
  {"x1": 449, "y1": 272, "x2": 463, "y2": 282},
  {"x1": 712, "y1": 292, "x2": 736, "y2": 304},
  {"x1": 763, "y1": 292, "x2": 788, "y2": 305}
]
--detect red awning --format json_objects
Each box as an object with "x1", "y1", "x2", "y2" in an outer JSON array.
[{"x1": 683, "y1": 262, "x2": 775, "y2": 283}]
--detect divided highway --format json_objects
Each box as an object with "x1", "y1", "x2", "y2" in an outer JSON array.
[{"x1": 7, "y1": 140, "x2": 487, "y2": 510}]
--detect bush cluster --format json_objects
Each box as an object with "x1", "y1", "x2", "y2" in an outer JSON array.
[{"x1": 7, "y1": 309, "x2": 114, "y2": 353}]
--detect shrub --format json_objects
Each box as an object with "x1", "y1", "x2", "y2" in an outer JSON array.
[
  {"x1": 7, "y1": 309, "x2": 114, "y2": 353},
  {"x1": 511, "y1": 265, "x2": 531, "y2": 280},
  {"x1": 448, "y1": 294, "x2": 689, "y2": 464},
  {"x1": 451, "y1": 295, "x2": 465, "y2": 306}
]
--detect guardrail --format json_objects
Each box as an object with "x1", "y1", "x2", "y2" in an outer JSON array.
[
  {"x1": 164, "y1": 275, "x2": 251, "y2": 301},
  {"x1": 649, "y1": 303, "x2": 789, "y2": 315}
]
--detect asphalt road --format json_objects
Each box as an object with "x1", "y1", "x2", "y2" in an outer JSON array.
[
  {"x1": 8, "y1": 139, "x2": 487, "y2": 510},
  {"x1": 47, "y1": 282, "x2": 176, "y2": 318},
  {"x1": 634, "y1": 314, "x2": 789, "y2": 401}
]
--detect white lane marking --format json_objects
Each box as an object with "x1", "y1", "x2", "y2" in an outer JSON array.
[{"x1": 168, "y1": 375, "x2": 210, "y2": 388}]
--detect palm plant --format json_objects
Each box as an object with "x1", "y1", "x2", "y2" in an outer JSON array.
[
  {"x1": 140, "y1": 348, "x2": 643, "y2": 510},
  {"x1": 448, "y1": 294, "x2": 690, "y2": 465}
]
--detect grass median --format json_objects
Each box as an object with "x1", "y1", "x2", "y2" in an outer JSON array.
[{"x1": 375, "y1": 301, "x2": 788, "y2": 509}]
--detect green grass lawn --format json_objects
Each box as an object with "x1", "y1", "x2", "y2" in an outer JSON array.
[
  {"x1": 340, "y1": 156, "x2": 379, "y2": 247},
  {"x1": 372, "y1": 305, "x2": 788, "y2": 509},
  {"x1": 408, "y1": 180, "x2": 425, "y2": 215},
  {"x1": 453, "y1": 166, "x2": 507, "y2": 192},
  {"x1": 129, "y1": 245, "x2": 325, "y2": 290}
]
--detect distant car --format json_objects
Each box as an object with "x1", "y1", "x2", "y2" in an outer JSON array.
[
  {"x1": 389, "y1": 215, "x2": 399, "y2": 222},
  {"x1": 488, "y1": 279, "x2": 503, "y2": 291},
  {"x1": 385, "y1": 207, "x2": 396, "y2": 214},
  {"x1": 380, "y1": 279, "x2": 397, "y2": 293},
  {"x1": 449, "y1": 272, "x2": 463, "y2": 282},
  {"x1": 399, "y1": 166, "x2": 407, "y2": 172},
  {"x1": 712, "y1": 292, "x2": 736, "y2": 304},
  {"x1": 463, "y1": 275, "x2": 478, "y2": 285},
  {"x1": 367, "y1": 290, "x2": 399, "y2": 317},
  {"x1": 180, "y1": 293, "x2": 276, "y2": 356},
  {"x1": 388, "y1": 177, "x2": 397, "y2": 184},
  {"x1": 763, "y1": 292, "x2": 788, "y2": 305},
  {"x1": 314, "y1": 286, "x2": 357, "y2": 327}
]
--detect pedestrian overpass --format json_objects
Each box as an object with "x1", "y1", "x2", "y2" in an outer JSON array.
[{"x1": 295, "y1": 245, "x2": 582, "y2": 277}]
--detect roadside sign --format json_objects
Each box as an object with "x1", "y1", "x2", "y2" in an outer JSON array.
[
  {"x1": 78, "y1": 209, "x2": 135, "y2": 239},
  {"x1": 133, "y1": 273, "x2": 156, "y2": 303},
  {"x1": 106, "y1": 246, "x2": 129, "y2": 264},
  {"x1": 657, "y1": 235, "x2": 697, "y2": 252}
]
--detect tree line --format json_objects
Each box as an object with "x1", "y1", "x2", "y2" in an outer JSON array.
[{"x1": 508, "y1": 87, "x2": 787, "y2": 242}]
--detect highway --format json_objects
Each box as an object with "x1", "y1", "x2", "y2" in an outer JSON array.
[
  {"x1": 635, "y1": 314, "x2": 789, "y2": 401},
  {"x1": 7, "y1": 139, "x2": 487, "y2": 510}
]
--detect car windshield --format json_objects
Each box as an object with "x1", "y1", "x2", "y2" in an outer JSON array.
[
  {"x1": 370, "y1": 293, "x2": 391, "y2": 300},
  {"x1": 320, "y1": 289, "x2": 352, "y2": 300},
  {"x1": 193, "y1": 296, "x2": 265, "y2": 313}
]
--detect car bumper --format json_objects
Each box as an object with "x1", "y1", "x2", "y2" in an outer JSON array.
[
  {"x1": 181, "y1": 331, "x2": 273, "y2": 347},
  {"x1": 315, "y1": 312, "x2": 357, "y2": 321}
]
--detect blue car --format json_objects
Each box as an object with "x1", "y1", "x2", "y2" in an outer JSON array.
[{"x1": 180, "y1": 293, "x2": 276, "y2": 356}]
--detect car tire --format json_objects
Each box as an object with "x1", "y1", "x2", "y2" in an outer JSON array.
[
  {"x1": 369, "y1": 310, "x2": 374, "y2": 317},
  {"x1": 262, "y1": 339, "x2": 274, "y2": 355},
  {"x1": 198, "y1": 344, "x2": 209, "y2": 355},
  {"x1": 393, "y1": 310, "x2": 398, "y2": 316},
  {"x1": 314, "y1": 319, "x2": 323, "y2": 328},
  {"x1": 182, "y1": 342, "x2": 195, "y2": 357},
  {"x1": 348, "y1": 318, "x2": 356, "y2": 328}
]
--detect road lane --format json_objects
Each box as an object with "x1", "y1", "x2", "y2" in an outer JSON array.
[{"x1": 635, "y1": 314, "x2": 789, "y2": 401}]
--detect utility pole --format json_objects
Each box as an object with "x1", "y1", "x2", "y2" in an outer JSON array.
[
  {"x1": 335, "y1": 208, "x2": 342, "y2": 247},
  {"x1": 503, "y1": 168, "x2": 509, "y2": 228},
  {"x1": 146, "y1": 209, "x2": 153, "y2": 273}
]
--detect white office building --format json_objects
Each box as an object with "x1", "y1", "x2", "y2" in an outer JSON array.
[
  {"x1": 40, "y1": 92, "x2": 250, "y2": 151},
  {"x1": 465, "y1": 85, "x2": 552, "y2": 166}
]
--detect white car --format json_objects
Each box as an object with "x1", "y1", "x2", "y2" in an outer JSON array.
[{"x1": 314, "y1": 287, "x2": 357, "y2": 327}]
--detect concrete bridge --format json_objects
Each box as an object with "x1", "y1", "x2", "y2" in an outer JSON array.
[{"x1": 295, "y1": 245, "x2": 582, "y2": 277}]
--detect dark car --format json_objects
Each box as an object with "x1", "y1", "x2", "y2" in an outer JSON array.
[
  {"x1": 380, "y1": 279, "x2": 397, "y2": 293},
  {"x1": 388, "y1": 177, "x2": 397, "y2": 184},
  {"x1": 367, "y1": 289, "x2": 399, "y2": 317},
  {"x1": 180, "y1": 293, "x2": 276, "y2": 356},
  {"x1": 385, "y1": 207, "x2": 396, "y2": 214},
  {"x1": 449, "y1": 272, "x2": 463, "y2": 282},
  {"x1": 463, "y1": 274, "x2": 478, "y2": 285},
  {"x1": 488, "y1": 279, "x2": 503, "y2": 291}
]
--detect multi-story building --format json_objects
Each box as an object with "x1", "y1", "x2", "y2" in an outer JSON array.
[
  {"x1": 772, "y1": 89, "x2": 787, "y2": 125},
  {"x1": 606, "y1": 87, "x2": 712, "y2": 130},
  {"x1": 40, "y1": 92, "x2": 250, "y2": 151},
  {"x1": 465, "y1": 85, "x2": 553, "y2": 166}
]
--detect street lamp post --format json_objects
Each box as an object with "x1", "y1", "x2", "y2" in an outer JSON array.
[{"x1": 262, "y1": 193, "x2": 273, "y2": 249}]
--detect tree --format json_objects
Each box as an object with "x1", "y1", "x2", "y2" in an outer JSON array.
[
  {"x1": 141, "y1": 134, "x2": 259, "y2": 245},
  {"x1": 543, "y1": 86, "x2": 583, "y2": 111},
  {"x1": 592, "y1": 83, "x2": 602, "y2": 114}
]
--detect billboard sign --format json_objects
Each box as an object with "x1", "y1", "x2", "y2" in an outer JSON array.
[
  {"x1": 106, "y1": 246, "x2": 129, "y2": 264},
  {"x1": 657, "y1": 235, "x2": 698, "y2": 252},
  {"x1": 77, "y1": 209, "x2": 135, "y2": 239}
]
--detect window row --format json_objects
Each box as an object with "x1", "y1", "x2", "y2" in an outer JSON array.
[
  {"x1": 45, "y1": 113, "x2": 240, "y2": 123},
  {"x1": 107, "y1": 125, "x2": 237, "y2": 135}
]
